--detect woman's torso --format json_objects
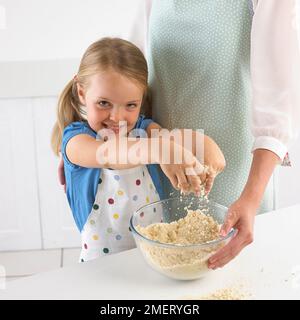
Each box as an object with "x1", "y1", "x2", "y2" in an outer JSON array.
[{"x1": 147, "y1": 0, "x2": 274, "y2": 212}]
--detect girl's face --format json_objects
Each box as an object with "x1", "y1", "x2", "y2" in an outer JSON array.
[{"x1": 77, "y1": 69, "x2": 144, "y2": 135}]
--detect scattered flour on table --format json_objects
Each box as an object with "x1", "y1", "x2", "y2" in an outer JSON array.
[{"x1": 182, "y1": 286, "x2": 250, "y2": 300}]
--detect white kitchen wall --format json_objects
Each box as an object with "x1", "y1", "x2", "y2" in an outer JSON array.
[{"x1": 0, "y1": 0, "x2": 146, "y2": 61}]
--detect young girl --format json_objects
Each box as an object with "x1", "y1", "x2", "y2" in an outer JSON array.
[{"x1": 51, "y1": 38, "x2": 225, "y2": 262}]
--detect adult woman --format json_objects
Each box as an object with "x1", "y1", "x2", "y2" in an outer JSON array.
[{"x1": 143, "y1": 0, "x2": 300, "y2": 269}]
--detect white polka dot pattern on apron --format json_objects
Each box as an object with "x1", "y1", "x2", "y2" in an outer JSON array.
[{"x1": 148, "y1": 0, "x2": 274, "y2": 212}]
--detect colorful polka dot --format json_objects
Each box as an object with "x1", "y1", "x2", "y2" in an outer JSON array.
[
  {"x1": 84, "y1": 243, "x2": 88, "y2": 249},
  {"x1": 136, "y1": 179, "x2": 141, "y2": 186},
  {"x1": 140, "y1": 212, "x2": 144, "y2": 218},
  {"x1": 146, "y1": 196, "x2": 150, "y2": 203},
  {"x1": 90, "y1": 219, "x2": 95, "y2": 225},
  {"x1": 108, "y1": 198, "x2": 114, "y2": 205},
  {"x1": 133, "y1": 195, "x2": 138, "y2": 201},
  {"x1": 116, "y1": 235, "x2": 122, "y2": 240},
  {"x1": 93, "y1": 204, "x2": 99, "y2": 210},
  {"x1": 81, "y1": 258, "x2": 84, "y2": 263},
  {"x1": 113, "y1": 213, "x2": 119, "y2": 220},
  {"x1": 117, "y1": 190, "x2": 124, "y2": 196},
  {"x1": 153, "y1": 208, "x2": 156, "y2": 213},
  {"x1": 107, "y1": 227, "x2": 113, "y2": 233},
  {"x1": 114, "y1": 175, "x2": 120, "y2": 181},
  {"x1": 142, "y1": 171, "x2": 145, "y2": 177},
  {"x1": 92, "y1": 235, "x2": 99, "y2": 240},
  {"x1": 98, "y1": 178, "x2": 102, "y2": 184},
  {"x1": 103, "y1": 248, "x2": 109, "y2": 254},
  {"x1": 129, "y1": 226, "x2": 132, "y2": 232}
]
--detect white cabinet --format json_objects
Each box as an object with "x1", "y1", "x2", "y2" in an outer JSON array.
[
  {"x1": 0, "y1": 97, "x2": 80, "y2": 251},
  {"x1": 32, "y1": 97, "x2": 80, "y2": 249},
  {"x1": 0, "y1": 58, "x2": 81, "y2": 251},
  {"x1": 0, "y1": 99, "x2": 41, "y2": 251}
]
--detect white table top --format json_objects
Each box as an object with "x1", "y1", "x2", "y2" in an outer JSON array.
[{"x1": 1, "y1": 205, "x2": 300, "y2": 300}]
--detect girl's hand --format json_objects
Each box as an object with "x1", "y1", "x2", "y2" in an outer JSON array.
[
  {"x1": 201, "y1": 135, "x2": 226, "y2": 193},
  {"x1": 207, "y1": 197, "x2": 256, "y2": 269},
  {"x1": 159, "y1": 140, "x2": 205, "y2": 195},
  {"x1": 58, "y1": 157, "x2": 66, "y2": 193}
]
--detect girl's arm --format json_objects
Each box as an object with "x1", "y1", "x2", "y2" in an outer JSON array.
[
  {"x1": 147, "y1": 123, "x2": 226, "y2": 172},
  {"x1": 66, "y1": 134, "x2": 159, "y2": 170},
  {"x1": 66, "y1": 132, "x2": 205, "y2": 194}
]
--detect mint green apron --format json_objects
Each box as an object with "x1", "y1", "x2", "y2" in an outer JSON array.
[{"x1": 148, "y1": 0, "x2": 274, "y2": 212}]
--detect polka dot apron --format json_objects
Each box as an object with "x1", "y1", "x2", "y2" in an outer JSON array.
[
  {"x1": 148, "y1": 0, "x2": 274, "y2": 212},
  {"x1": 79, "y1": 165, "x2": 160, "y2": 262}
]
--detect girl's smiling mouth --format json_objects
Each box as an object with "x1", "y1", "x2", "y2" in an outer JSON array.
[{"x1": 102, "y1": 122, "x2": 127, "y2": 134}]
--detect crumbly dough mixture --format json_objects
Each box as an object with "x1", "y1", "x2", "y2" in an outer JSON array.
[
  {"x1": 136, "y1": 209, "x2": 224, "y2": 279},
  {"x1": 136, "y1": 209, "x2": 220, "y2": 245}
]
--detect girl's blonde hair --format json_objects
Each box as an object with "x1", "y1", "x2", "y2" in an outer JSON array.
[{"x1": 51, "y1": 37, "x2": 151, "y2": 156}]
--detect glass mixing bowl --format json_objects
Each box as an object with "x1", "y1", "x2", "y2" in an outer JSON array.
[{"x1": 130, "y1": 196, "x2": 235, "y2": 280}]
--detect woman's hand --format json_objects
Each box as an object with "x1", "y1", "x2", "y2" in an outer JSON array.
[
  {"x1": 208, "y1": 149, "x2": 280, "y2": 269},
  {"x1": 159, "y1": 140, "x2": 206, "y2": 196},
  {"x1": 207, "y1": 197, "x2": 256, "y2": 269},
  {"x1": 58, "y1": 157, "x2": 66, "y2": 193}
]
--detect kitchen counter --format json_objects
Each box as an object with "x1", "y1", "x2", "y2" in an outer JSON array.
[{"x1": 1, "y1": 205, "x2": 300, "y2": 300}]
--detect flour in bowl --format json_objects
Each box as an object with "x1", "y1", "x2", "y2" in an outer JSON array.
[{"x1": 136, "y1": 209, "x2": 225, "y2": 280}]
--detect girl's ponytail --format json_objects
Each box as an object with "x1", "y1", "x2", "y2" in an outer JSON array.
[{"x1": 51, "y1": 79, "x2": 85, "y2": 156}]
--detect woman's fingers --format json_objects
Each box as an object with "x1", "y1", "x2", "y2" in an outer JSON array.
[
  {"x1": 58, "y1": 158, "x2": 66, "y2": 192},
  {"x1": 208, "y1": 227, "x2": 253, "y2": 269},
  {"x1": 208, "y1": 202, "x2": 255, "y2": 269},
  {"x1": 58, "y1": 158, "x2": 65, "y2": 185},
  {"x1": 220, "y1": 209, "x2": 239, "y2": 236}
]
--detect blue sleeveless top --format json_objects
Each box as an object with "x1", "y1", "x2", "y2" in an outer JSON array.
[{"x1": 62, "y1": 115, "x2": 164, "y2": 231}]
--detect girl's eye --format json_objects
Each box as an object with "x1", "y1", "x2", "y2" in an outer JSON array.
[
  {"x1": 98, "y1": 101, "x2": 111, "y2": 108},
  {"x1": 127, "y1": 104, "x2": 137, "y2": 109}
]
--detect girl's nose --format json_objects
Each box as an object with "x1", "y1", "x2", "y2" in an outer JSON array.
[{"x1": 109, "y1": 106, "x2": 124, "y2": 123}]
